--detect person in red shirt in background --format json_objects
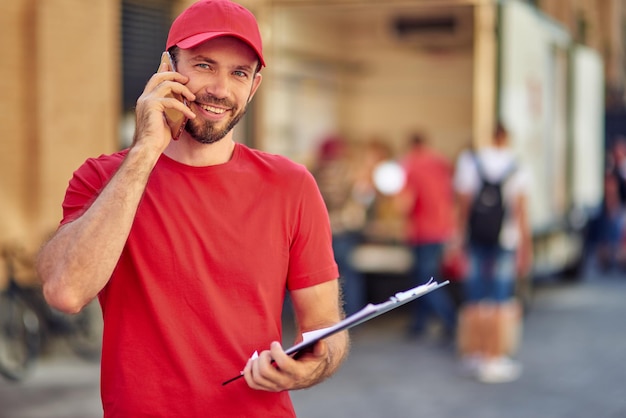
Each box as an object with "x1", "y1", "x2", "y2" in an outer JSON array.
[
  {"x1": 396, "y1": 132, "x2": 458, "y2": 342},
  {"x1": 310, "y1": 135, "x2": 370, "y2": 316}
]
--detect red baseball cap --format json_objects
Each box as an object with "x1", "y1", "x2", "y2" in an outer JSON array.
[{"x1": 166, "y1": 0, "x2": 265, "y2": 68}]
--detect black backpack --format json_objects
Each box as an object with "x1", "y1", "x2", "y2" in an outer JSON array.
[{"x1": 467, "y1": 155, "x2": 517, "y2": 247}]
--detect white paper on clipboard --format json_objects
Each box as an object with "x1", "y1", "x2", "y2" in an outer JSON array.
[{"x1": 285, "y1": 278, "x2": 449, "y2": 356}]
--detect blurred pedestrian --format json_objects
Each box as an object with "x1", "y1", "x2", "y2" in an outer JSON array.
[
  {"x1": 396, "y1": 132, "x2": 458, "y2": 342},
  {"x1": 454, "y1": 122, "x2": 532, "y2": 383},
  {"x1": 311, "y1": 135, "x2": 369, "y2": 315},
  {"x1": 35, "y1": 1, "x2": 349, "y2": 416},
  {"x1": 357, "y1": 138, "x2": 401, "y2": 241},
  {"x1": 595, "y1": 136, "x2": 626, "y2": 273}
]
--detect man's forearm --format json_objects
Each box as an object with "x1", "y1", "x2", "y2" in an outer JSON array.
[{"x1": 37, "y1": 145, "x2": 160, "y2": 313}]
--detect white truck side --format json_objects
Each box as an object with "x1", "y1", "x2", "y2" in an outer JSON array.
[{"x1": 260, "y1": 0, "x2": 605, "y2": 280}]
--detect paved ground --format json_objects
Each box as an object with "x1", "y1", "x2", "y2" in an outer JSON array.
[
  {"x1": 1, "y1": 275, "x2": 625, "y2": 418},
  {"x1": 292, "y1": 275, "x2": 626, "y2": 418}
]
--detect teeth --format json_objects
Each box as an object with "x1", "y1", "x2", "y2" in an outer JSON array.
[{"x1": 200, "y1": 104, "x2": 226, "y2": 114}]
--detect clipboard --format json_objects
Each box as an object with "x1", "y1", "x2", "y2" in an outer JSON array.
[{"x1": 222, "y1": 279, "x2": 449, "y2": 386}]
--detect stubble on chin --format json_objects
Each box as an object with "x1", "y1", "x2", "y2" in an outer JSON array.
[{"x1": 185, "y1": 107, "x2": 247, "y2": 145}]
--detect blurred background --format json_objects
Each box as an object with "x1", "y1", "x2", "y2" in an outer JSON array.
[
  {"x1": 1, "y1": 0, "x2": 626, "y2": 417},
  {"x1": 3, "y1": 0, "x2": 626, "y2": 279}
]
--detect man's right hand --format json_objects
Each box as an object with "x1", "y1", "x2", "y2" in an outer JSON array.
[{"x1": 133, "y1": 60, "x2": 196, "y2": 153}]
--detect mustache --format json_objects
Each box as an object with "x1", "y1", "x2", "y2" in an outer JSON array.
[{"x1": 194, "y1": 94, "x2": 234, "y2": 109}]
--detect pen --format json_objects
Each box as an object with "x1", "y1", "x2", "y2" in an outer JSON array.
[
  {"x1": 222, "y1": 347, "x2": 308, "y2": 386},
  {"x1": 222, "y1": 372, "x2": 244, "y2": 386}
]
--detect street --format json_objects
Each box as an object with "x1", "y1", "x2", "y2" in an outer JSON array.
[{"x1": 1, "y1": 275, "x2": 625, "y2": 418}]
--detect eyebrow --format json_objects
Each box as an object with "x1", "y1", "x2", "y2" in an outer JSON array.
[
  {"x1": 192, "y1": 55, "x2": 256, "y2": 73},
  {"x1": 236, "y1": 63, "x2": 256, "y2": 73}
]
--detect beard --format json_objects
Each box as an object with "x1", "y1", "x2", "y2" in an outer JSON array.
[{"x1": 184, "y1": 95, "x2": 248, "y2": 145}]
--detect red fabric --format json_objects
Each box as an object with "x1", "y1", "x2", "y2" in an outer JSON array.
[
  {"x1": 441, "y1": 246, "x2": 468, "y2": 282},
  {"x1": 401, "y1": 147, "x2": 456, "y2": 245},
  {"x1": 61, "y1": 144, "x2": 338, "y2": 417},
  {"x1": 166, "y1": 0, "x2": 265, "y2": 67}
]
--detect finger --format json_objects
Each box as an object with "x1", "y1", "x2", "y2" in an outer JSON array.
[
  {"x1": 290, "y1": 340, "x2": 326, "y2": 362},
  {"x1": 246, "y1": 353, "x2": 277, "y2": 391},
  {"x1": 160, "y1": 94, "x2": 195, "y2": 120},
  {"x1": 242, "y1": 358, "x2": 254, "y2": 384},
  {"x1": 140, "y1": 79, "x2": 195, "y2": 121},
  {"x1": 270, "y1": 341, "x2": 303, "y2": 371},
  {"x1": 157, "y1": 60, "x2": 169, "y2": 73},
  {"x1": 311, "y1": 339, "x2": 328, "y2": 358},
  {"x1": 159, "y1": 51, "x2": 172, "y2": 72},
  {"x1": 243, "y1": 355, "x2": 264, "y2": 385},
  {"x1": 142, "y1": 66, "x2": 190, "y2": 102},
  {"x1": 268, "y1": 341, "x2": 287, "y2": 363},
  {"x1": 161, "y1": 80, "x2": 196, "y2": 107}
]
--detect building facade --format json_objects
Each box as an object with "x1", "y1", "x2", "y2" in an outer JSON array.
[{"x1": 1, "y1": 0, "x2": 624, "y2": 270}]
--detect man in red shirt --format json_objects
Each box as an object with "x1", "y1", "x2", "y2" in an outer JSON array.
[
  {"x1": 397, "y1": 132, "x2": 457, "y2": 341},
  {"x1": 36, "y1": 1, "x2": 349, "y2": 416}
]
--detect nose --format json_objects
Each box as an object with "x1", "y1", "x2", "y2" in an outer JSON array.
[{"x1": 203, "y1": 71, "x2": 229, "y2": 99}]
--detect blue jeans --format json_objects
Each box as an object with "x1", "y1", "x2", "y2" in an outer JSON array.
[
  {"x1": 333, "y1": 232, "x2": 365, "y2": 316},
  {"x1": 408, "y1": 243, "x2": 457, "y2": 335},
  {"x1": 465, "y1": 245, "x2": 516, "y2": 302}
]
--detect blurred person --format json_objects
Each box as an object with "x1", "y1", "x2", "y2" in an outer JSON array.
[
  {"x1": 395, "y1": 132, "x2": 458, "y2": 342},
  {"x1": 311, "y1": 135, "x2": 369, "y2": 315},
  {"x1": 454, "y1": 122, "x2": 532, "y2": 383},
  {"x1": 595, "y1": 136, "x2": 626, "y2": 273},
  {"x1": 35, "y1": 1, "x2": 349, "y2": 416},
  {"x1": 356, "y1": 138, "x2": 400, "y2": 241}
]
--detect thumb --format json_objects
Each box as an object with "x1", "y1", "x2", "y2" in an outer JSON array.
[{"x1": 311, "y1": 339, "x2": 328, "y2": 358}]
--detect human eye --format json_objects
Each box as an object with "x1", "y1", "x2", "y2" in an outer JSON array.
[{"x1": 233, "y1": 69, "x2": 249, "y2": 78}]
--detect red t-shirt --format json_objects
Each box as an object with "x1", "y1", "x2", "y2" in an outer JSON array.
[
  {"x1": 401, "y1": 147, "x2": 456, "y2": 244},
  {"x1": 61, "y1": 143, "x2": 338, "y2": 417}
]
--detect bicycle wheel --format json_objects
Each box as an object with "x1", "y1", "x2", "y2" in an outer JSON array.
[{"x1": 0, "y1": 289, "x2": 41, "y2": 381}]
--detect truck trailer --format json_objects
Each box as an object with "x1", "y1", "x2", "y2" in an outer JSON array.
[{"x1": 257, "y1": 0, "x2": 605, "y2": 283}]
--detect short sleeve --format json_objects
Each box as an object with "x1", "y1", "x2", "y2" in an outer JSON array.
[
  {"x1": 286, "y1": 170, "x2": 339, "y2": 290},
  {"x1": 61, "y1": 152, "x2": 125, "y2": 225}
]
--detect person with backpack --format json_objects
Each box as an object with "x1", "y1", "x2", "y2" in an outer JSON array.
[{"x1": 453, "y1": 122, "x2": 533, "y2": 383}]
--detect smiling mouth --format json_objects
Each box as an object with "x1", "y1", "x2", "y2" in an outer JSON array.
[{"x1": 199, "y1": 103, "x2": 228, "y2": 115}]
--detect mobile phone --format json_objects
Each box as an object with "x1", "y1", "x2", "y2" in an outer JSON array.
[{"x1": 160, "y1": 52, "x2": 188, "y2": 140}]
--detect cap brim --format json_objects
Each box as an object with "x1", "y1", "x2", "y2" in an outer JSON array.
[{"x1": 175, "y1": 32, "x2": 265, "y2": 67}]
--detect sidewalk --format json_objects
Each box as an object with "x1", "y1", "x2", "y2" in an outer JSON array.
[{"x1": 291, "y1": 276, "x2": 626, "y2": 418}]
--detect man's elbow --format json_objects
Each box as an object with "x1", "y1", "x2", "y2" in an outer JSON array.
[
  {"x1": 42, "y1": 284, "x2": 87, "y2": 315},
  {"x1": 39, "y1": 269, "x2": 87, "y2": 315}
]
